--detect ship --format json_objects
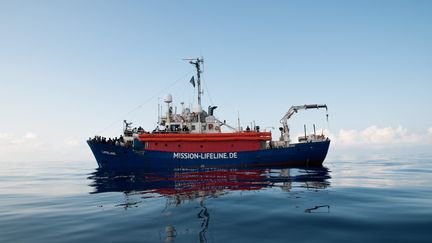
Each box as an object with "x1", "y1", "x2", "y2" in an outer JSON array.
[{"x1": 87, "y1": 58, "x2": 330, "y2": 170}]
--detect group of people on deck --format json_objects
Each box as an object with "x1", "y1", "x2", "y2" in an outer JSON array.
[{"x1": 89, "y1": 135, "x2": 125, "y2": 146}]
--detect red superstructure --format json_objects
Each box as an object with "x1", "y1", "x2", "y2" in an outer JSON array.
[{"x1": 138, "y1": 132, "x2": 271, "y2": 152}]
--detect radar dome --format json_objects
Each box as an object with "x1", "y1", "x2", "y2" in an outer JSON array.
[
  {"x1": 194, "y1": 104, "x2": 203, "y2": 113},
  {"x1": 163, "y1": 94, "x2": 173, "y2": 103}
]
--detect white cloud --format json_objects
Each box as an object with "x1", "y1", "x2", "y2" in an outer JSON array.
[
  {"x1": 0, "y1": 132, "x2": 91, "y2": 162},
  {"x1": 0, "y1": 133, "x2": 16, "y2": 145},
  {"x1": 0, "y1": 132, "x2": 43, "y2": 150},
  {"x1": 333, "y1": 125, "x2": 425, "y2": 147},
  {"x1": 337, "y1": 129, "x2": 358, "y2": 146},
  {"x1": 0, "y1": 133, "x2": 14, "y2": 144},
  {"x1": 64, "y1": 138, "x2": 79, "y2": 146},
  {"x1": 0, "y1": 133, "x2": 12, "y2": 139},
  {"x1": 0, "y1": 132, "x2": 46, "y2": 161},
  {"x1": 1, "y1": 126, "x2": 431, "y2": 163},
  {"x1": 428, "y1": 127, "x2": 432, "y2": 136},
  {"x1": 23, "y1": 132, "x2": 37, "y2": 139}
]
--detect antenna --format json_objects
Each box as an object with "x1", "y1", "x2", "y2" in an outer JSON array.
[
  {"x1": 180, "y1": 101, "x2": 185, "y2": 113},
  {"x1": 157, "y1": 97, "x2": 160, "y2": 124},
  {"x1": 237, "y1": 111, "x2": 241, "y2": 132}
]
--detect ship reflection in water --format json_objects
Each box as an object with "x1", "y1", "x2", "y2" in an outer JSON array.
[
  {"x1": 88, "y1": 166, "x2": 331, "y2": 203},
  {"x1": 88, "y1": 166, "x2": 330, "y2": 242}
]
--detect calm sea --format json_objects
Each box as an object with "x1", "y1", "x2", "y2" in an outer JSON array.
[{"x1": 1, "y1": 153, "x2": 431, "y2": 243}]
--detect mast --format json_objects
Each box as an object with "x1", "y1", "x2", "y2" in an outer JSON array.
[
  {"x1": 187, "y1": 58, "x2": 204, "y2": 107},
  {"x1": 183, "y1": 57, "x2": 205, "y2": 133}
]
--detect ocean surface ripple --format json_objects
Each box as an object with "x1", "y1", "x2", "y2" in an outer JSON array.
[{"x1": 1, "y1": 155, "x2": 431, "y2": 243}]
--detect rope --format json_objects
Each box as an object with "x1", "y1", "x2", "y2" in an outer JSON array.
[
  {"x1": 95, "y1": 70, "x2": 193, "y2": 135},
  {"x1": 202, "y1": 77, "x2": 214, "y2": 106}
]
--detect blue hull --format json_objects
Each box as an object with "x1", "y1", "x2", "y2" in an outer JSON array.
[{"x1": 87, "y1": 140, "x2": 330, "y2": 169}]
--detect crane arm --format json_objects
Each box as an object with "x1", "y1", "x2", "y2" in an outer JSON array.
[
  {"x1": 215, "y1": 118, "x2": 238, "y2": 132},
  {"x1": 280, "y1": 104, "x2": 328, "y2": 124},
  {"x1": 279, "y1": 104, "x2": 328, "y2": 144}
]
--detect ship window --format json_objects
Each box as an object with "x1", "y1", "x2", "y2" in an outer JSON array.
[
  {"x1": 155, "y1": 143, "x2": 158, "y2": 146},
  {"x1": 191, "y1": 125, "x2": 196, "y2": 130},
  {"x1": 165, "y1": 144, "x2": 168, "y2": 147},
  {"x1": 200, "y1": 145, "x2": 204, "y2": 148},
  {"x1": 171, "y1": 124, "x2": 180, "y2": 132},
  {"x1": 231, "y1": 144, "x2": 234, "y2": 147},
  {"x1": 178, "y1": 144, "x2": 181, "y2": 148}
]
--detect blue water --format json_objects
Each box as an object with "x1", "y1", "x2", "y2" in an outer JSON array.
[{"x1": 1, "y1": 154, "x2": 431, "y2": 243}]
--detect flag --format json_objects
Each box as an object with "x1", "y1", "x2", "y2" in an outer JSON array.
[{"x1": 190, "y1": 76, "x2": 195, "y2": 87}]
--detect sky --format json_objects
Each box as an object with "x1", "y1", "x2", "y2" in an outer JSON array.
[{"x1": 0, "y1": 0, "x2": 431, "y2": 162}]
